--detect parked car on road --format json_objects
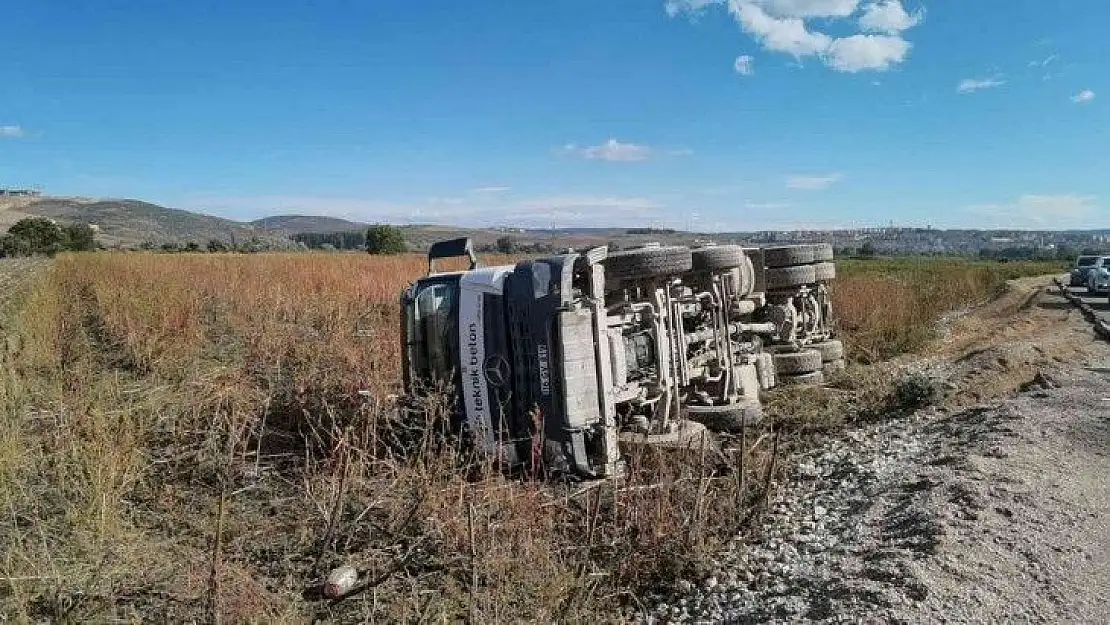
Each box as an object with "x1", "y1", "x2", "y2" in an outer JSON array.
[
  {"x1": 1070, "y1": 255, "x2": 1100, "y2": 287},
  {"x1": 1087, "y1": 256, "x2": 1110, "y2": 294}
]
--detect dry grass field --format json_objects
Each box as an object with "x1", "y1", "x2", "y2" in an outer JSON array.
[
  {"x1": 833, "y1": 258, "x2": 1065, "y2": 362},
  {"x1": 0, "y1": 252, "x2": 1062, "y2": 622}
]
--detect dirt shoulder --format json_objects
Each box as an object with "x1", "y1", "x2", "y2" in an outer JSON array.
[{"x1": 647, "y1": 277, "x2": 1110, "y2": 623}]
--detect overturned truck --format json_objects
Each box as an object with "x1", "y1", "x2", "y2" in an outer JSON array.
[{"x1": 401, "y1": 239, "x2": 841, "y2": 479}]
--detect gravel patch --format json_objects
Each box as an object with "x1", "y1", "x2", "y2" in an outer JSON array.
[{"x1": 643, "y1": 287, "x2": 1110, "y2": 624}]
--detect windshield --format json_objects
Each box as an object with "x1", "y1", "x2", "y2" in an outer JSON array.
[
  {"x1": 1078, "y1": 256, "x2": 1098, "y2": 267},
  {"x1": 403, "y1": 280, "x2": 460, "y2": 386}
]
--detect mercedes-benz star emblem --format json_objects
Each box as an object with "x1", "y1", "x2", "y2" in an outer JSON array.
[{"x1": 484, "y1": 355, "x2": 511, "y2": 388}]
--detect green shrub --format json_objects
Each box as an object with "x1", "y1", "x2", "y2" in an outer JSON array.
[
  {"x1": 1, "y1": 218, "x2": 100, "y2": 256},
  {"x1": 895, "y1": 373, "x2": 940, "y2": 409},
  {"x1": 62, "y1": 224, "x2": 97, "y2": 252},
  {"x1": 4, "y1": 218, "x2": 65, "y2": 256},
  {"x1": 365, "y1": 224, "x2": 407, "y2": 255}
]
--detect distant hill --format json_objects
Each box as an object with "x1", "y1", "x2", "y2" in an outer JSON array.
[
  {"x1": 11, "y1": 197, "x2": 292, "y2": 248},
  {"x1": 5, "y1": 194, "x2": 1109, "y2": 258},
  {"x1": 0, "y1": 197, "x2": 39, "y2": 231},
  {"x1": 252, "y1": 215, "x2": 368, "y2": 234}
]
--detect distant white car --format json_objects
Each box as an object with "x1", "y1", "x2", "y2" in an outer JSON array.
[{"x1": 1087, "y1": 256, "x2": 1110, "y2": 294}]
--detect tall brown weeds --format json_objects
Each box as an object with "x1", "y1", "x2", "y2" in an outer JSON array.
[
  {"x1": 1, "y1": 252, "x2": 774, "y2": 622},
  {"x1": 0, "y1": 252, "x2": 1060, "y2": 621},
  {"x1": 832, "y1": 258, "x2": 1062, "y2": 362}
]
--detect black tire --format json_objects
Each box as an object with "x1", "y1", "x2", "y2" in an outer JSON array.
[
  {"x1": 810, "y1": 339, "x2": 844, "y2": 362},
  {"x1": 685, "y1": 398, "x2": 763, "y2": 432},
  {"x1": 773, "y1": 349, "x2": 822, "y2": 375},
  {"x1": 618, "y1": 420, "x2": 715, "y2": 451},
  {"x1": 691, "y1": 245, "x2": 746, "y2": 271},
  {"x1": 604, "y1": 246, "x2": 692, "y2": 281},
  {"x1": 764, "y1": 245, "x2": 816, "y2": 268},
  {"x1": 811, "y1": 243, "x2": 834, "y2": 262},
  {"x1": 822, "y1": 359, "x2": 846, "y2": 374},
  {"x1": 765, "y1": 265, "x2": 817, "y2": 290},
  {"x1": 813, "y1": 262, "x2": 836, "y2": 282},
  {"x1": 778, "y1": 371, "x2": 825, "y2": 386}
]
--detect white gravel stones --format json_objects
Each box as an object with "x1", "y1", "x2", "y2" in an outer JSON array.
[{"x1": 643, "y1": 411, "x2": 941, "y2": 623}]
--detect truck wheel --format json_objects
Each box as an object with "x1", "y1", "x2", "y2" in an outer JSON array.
[
  {"x1": 692, "y1": 245, "x2": 746, "y2": 271},
  {"x1": 772, "y1": 349, "x2": 822, "y2": 374},
  {"x1": 764, "y1": 245, "x2": 816, "y2": 268},
  {"x1": 604, "y1": 246, "x2": 693, "y2": 281},
  {"x1": 778, "y1": 371, "x2": 825, "y2": 386},
  {"x1": 810, "y1": 339, "x2": 844, "y2": 362},
  {"x1": 618, "y1": 420, "x2": 715, "y2": 451},
  {"x1": 811, "y1": 243, "x2": 834, "y2": 262},
  {"x1": 813, "y1": 262, "x2": 836, "y2": 282},
  {"x1": 685, "y1": 399, "x2": 763, "y2": 432},
  {"x1": 822, "y1": 359, "x2": 847, "y2": 374},
  {"x1": 765, "y1": 265, "x2": 817, "y2": 290}
]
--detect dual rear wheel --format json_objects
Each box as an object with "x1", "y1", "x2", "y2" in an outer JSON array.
[{"x1": 771, "y1": 339, "x2": 846, "y2": 386}]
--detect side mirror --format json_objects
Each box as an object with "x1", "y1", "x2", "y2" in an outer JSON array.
[{"x1": 427, "y1": 238, "x2": 478, "y2": 274}]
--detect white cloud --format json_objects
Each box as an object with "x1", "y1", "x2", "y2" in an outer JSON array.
[
  {"x1": 513, "y1": 196, "x2": 661, "y2": 213},
  {"x1": 562, "y1": 139, "x2": 653, "y2": 162},
  {"x1": 183, "y1": 193, "x2": 667, "y2": 229},
  {"x1": 968, "y1": 194, "x2": 1098, "y2": 229},
  {"x1": 729, "y1": 1, "x2": 832, "y2": 58},
  {"x1": 755, "y1": 0, "x2": 860, "y2": 18},
  {"x1": 826, "y1": 34, "x2": 911, "y2": 72},
  {"x1": 471, "y1": 186, "x2": 511, "y2": 194},
  {"x1": 734, "y1": 54, "x2": 755, "y2": 75},
  {"x1": 670, "y1": 0, "x2": 920, "y2": 73},
  {"x1": 0, "y1": 125, "x2": 25, "y2": 138},
  {"x1": 1071, "y1": 89, "x2": 1096, "y2": 105},
  {"x1": 665, "y1": 0, "x2": 716, "y2": 17},
  {"x1": 786, "y1": 173, "x2": 843, "y2": 190},
  {"x1": 744, "y1": 201, "x2": 792, "y2": 210},
  {"x1": 669, "y1": 0, "x2": 861, "y2": 18},
  {"x1": 482, "y1": 195, "x2": 667, "y2": 228},
  {"x1": 427, "y1": 196, "x2": 467, "y2": 205},
  {"x1": 1029, "y1": 54, "x2": 1057, "y2": 68},
  {"x1": 859, "y1": 1, "x2": 923, "y2": 33},
  {"x1": 957, "y1": 76, "x2": 1005, "y2": 93}
]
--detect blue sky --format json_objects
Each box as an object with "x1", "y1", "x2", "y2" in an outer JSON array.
[{"x1": 1, "y1": 0, "x2": 1107, "y2": 230}]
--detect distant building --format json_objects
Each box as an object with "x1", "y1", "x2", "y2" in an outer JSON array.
[{"x1": 0, "y1": 188, "x2": 42, "y2": 197}]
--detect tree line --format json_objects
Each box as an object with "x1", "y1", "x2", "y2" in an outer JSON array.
[
  {"x1": 292, "y1": 225, "x2": 407, "y2": 254},
  {"x1": 1, "y1": 219, "x2": 411, "y2": 257}
]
